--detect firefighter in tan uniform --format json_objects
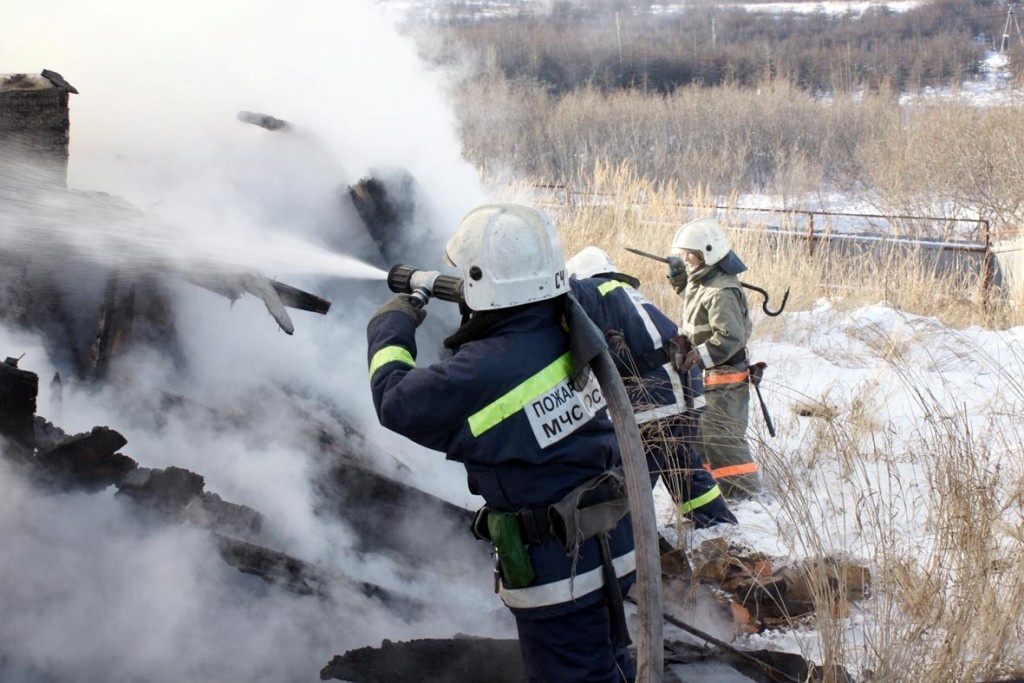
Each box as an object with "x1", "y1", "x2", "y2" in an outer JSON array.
[{"x1": 666, "y1": 217, "x2": 761, "y2": 499}]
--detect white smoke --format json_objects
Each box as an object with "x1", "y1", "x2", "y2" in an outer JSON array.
[{"x1": 0, "y1": 1, "x2": 505, "y2": 681}]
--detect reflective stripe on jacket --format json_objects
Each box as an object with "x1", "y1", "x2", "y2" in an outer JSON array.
[
  {"x1": 366, "y1": 297, "x2": 634, "y2": 613},
  {"x1": 704, "y1": 461, "x2": 759, "y2": 480},
  {"x1": 569, "y1": 276, "x2": 704, "y2": 417}
]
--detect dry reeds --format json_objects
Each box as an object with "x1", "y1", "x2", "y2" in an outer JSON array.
[{"x1": 488, "y1": 165, "x2": 1024, "y2": 329}]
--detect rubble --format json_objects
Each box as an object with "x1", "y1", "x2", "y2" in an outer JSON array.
[
  {"x1": 0, "y1": 358, "x2": 441, "y2": 605},
  {"x1": 35, "y1": 425, "x2": 135, "y2": 493},
  {"x1": 686, "y1": 537, "x2": 871, "y2": 631}
]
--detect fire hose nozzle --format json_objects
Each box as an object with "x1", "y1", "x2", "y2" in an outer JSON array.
[{"x1": 387, "y1": 264, "x2": 465, "y2": 308}]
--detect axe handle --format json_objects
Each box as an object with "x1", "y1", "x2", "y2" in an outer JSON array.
[
  {"x1": 625, "y1": 246, "x2": 670, "y2": 263},
  {"x1": 752, "y1": 382, "x2": 776, "y2": 438}
]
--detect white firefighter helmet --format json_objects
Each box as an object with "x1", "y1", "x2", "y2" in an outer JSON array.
[
  {"x1": 670, "y1": 216, "x2": 731, "y2": 266},
  {"x1": 565, "y1": 246, "x2": 616, "y2": 280},
  {"x1": 444, "y1": 203, "x2": 568, "y2": 311}
]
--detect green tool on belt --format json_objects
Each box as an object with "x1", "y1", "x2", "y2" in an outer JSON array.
[{"x1": 486, "y1": 512, "x2": 536, "y2": 589}]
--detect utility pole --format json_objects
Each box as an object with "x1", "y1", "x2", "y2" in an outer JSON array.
[
  {"x1": 1000, "y1": 1, "x2": 1024, "y2": 55},
  {"x1": 615, "y1": 10, "x2": 623, "y2": 64}
]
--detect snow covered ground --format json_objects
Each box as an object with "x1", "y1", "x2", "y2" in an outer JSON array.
[{"x1": 657, "y1": 299, "x2": 1024, "y2": 674}]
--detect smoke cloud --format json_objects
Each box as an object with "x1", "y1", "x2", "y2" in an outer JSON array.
[{"x1": 0, "y1": 1, "x2": 503, "y2": 681}]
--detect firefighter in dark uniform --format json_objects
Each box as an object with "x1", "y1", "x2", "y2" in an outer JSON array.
[
  {"x1": 566, "y1": 246, "x2": 736, "y2": 528},
  {"x1": 667, "y1": 217, "x2": 761, "y2": 498},
  {"x1": 367, "y1": 204, "x2": 636, "y2": 682}
]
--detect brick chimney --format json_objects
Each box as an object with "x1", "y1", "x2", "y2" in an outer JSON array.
[{"x1": 0, "y1": 70, "x2": 78, "y2": 187}]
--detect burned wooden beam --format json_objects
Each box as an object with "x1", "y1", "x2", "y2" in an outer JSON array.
[
  {"x1": 240, "y1": 272, "x2": 295, "y2": 334},
  {"x1": 320, "y1": 637, "x2": 527, "y2": 683},
  {"x1": 3, "y1": 361, "x2": 136, "y2": 491},
  {"x1": 185, "y1": 271, "x2": 334, "y2": 334},
  {"x1": 214, "y1": 533, "x2": 328, "y2": 597},
  {"x1": 40, "y1": 69, "x2": 78, "y2": 94},
  {"x1": 34, "y1": 425, "x2": 136, "y2": 493},
  {"x1": 316, "y1": 458, "x2": 478, "y2": 564},
  {"x1": 348, "y1": 170, "x2": 419, "y2": 267},
  {"x1": 271, "y1": 279, "x2": 332, "y2": 315},
  {"x1": 237, "y1": 110, "x2": 290, "y2": 132},
  {"x1": 117, "y1": 465, "x2": 209, "y2": 518},
  {"x1": 213, "y1": 533, "x2": 425, "y2": 611},
  {"x1": 187, "y1": 490, "x2": 264, "y2": 540}
]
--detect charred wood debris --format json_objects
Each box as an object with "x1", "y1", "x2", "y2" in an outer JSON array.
[{"x1": 0, "y1": 70, "x2": 875, "y2": 682}]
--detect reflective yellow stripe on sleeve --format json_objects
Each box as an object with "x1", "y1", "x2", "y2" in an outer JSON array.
[
  {"x1": 678, "y1": 484, "x2": 724, "y2": 515},
  {"x1": 467, "y1": 351, "x2": 573, "y2": 437},
  {"x1": 369, "y1": 345, "x2": 415, "y2": 379},
  {"x1": 597, "y1": 280, "x2": 629, "y2": 296}
]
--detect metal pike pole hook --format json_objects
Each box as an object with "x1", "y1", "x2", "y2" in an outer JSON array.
[
  {"x1": 738, "y1": 282, "x2": 790, "y2": 318},
  {"x1": 623, "y1": 247, "x2": 790, "y2": 317}
]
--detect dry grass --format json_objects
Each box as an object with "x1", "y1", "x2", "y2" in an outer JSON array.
[
  {"x1": 744, "y1": 324, "x2": 1024, "y2": 682},
  {"x1": 485, "y1": 163, "x2": 1024, "y2": 330}
]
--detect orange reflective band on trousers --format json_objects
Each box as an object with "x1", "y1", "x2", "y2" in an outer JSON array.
[
  {"x1": 704, "y1": 371, "x2": 749, "y2": 387},
  {"x1": 702, "y1": 462, "x2": 759, "y2": 479}
]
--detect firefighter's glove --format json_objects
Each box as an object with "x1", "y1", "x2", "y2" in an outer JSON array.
[
  {"x1": 668, "y1": 334, "x2": 700, "y2": 373},
  {"x1": 371, "y1": 294, "x2": 427, "y2": 327},
  {"x1": 666, "y1": 256, "x2": 688, "y2": 292},
  {"x1": 667, "y1": 255, "x2": 686, "y2": 277}
]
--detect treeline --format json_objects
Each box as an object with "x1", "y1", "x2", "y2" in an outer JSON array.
[{"x1": 423, "y1": 0, "x2": 1009, "y2": 94}]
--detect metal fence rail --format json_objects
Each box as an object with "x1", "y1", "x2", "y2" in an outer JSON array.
[{"x1": 529, "y1": 185, "x2": 1022, "y2": 305}]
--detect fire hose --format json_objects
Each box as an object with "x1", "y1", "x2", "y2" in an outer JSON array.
[{"x1": 388, "y1": 264, "x2": 665, "y2": 682}]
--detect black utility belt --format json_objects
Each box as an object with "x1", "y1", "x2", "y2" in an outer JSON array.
[
  {"x1": 472, "y1": 469, "x2": 629, "y2": 548},
  {"x1": 472, "y1": 469, "x2": 630, "y2": 590},
  {"x1": 724, "y1": 347, "x2": 747, "y2": 367}
]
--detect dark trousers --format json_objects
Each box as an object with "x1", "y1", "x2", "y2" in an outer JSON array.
[
  {"x1": 644, "y1": 413, "x2": 737, "y2": 527},
  {"x1": 514, "y1": 595, "x2": 635, "y2": 683}
]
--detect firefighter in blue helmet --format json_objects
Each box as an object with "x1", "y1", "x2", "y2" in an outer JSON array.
[
  {"x1": 566, "y1": 246, "x2": 737, "y2": 529},
  {"x1": 366, "y1": 204, "x2": 636, "y2": 682}
]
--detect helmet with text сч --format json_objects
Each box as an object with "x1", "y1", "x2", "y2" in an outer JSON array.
[
  {"x1": 444, "y1": 203, "x2": 569, "y2": 311},
  {"x1": 670, "y1": 217, "x2": 730, "y2": 267},
  {"x1": 565, "y1": 246, "x2": 617, "y2": 280}
]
